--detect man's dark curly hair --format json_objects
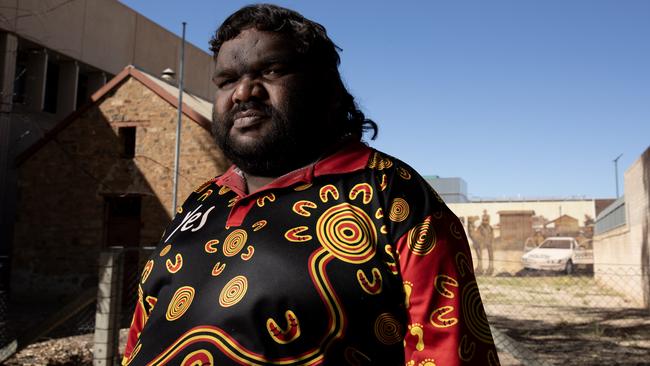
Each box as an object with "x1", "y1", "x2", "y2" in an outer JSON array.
[{"x1": 209, "y1": 4, "x2": 378, "y2": 141}]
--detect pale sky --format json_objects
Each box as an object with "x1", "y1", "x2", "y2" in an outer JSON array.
[{"x1": 120, "y1": 0, "x2": 650, "y2": 199}]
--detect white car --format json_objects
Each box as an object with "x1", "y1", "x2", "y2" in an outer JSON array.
[{"x1": 521, "y1": 237, "x2": 593, "y2": 275}]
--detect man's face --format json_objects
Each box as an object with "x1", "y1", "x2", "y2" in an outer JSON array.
[{"x1": 212, "y1": 28, "x2": 333, "y2": 177}]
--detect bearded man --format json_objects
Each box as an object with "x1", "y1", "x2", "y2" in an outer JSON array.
[{"x1": 122, "y1": 4, "x2": 499, "y2": 366}]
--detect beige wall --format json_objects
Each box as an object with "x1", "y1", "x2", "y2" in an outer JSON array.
[
  {"x1": 448, "y1": 200, "x2": 596, "y2": 235},
  {"x1": 0, "y1": 0, "x2": 215, "y2": 100},
  {"x1": 593, "y1": 147, "x2": 650, "y2": 308}
]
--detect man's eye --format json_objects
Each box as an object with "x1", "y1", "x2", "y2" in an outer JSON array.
[
  {"x1": 263, "y1": 67, "x2": 286, "y2": 77},
  {"x1": 216, "y1": 78, "x2": 235, "y2": 88}
]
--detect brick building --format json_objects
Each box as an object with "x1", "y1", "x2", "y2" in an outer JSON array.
[{"x1": 12, "y1": 66, "x2": 227, "y2": 299}]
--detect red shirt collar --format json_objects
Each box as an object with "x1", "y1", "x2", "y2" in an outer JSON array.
[{"x1": 215, "y1": 141, "x2": 372, "y2": 197}]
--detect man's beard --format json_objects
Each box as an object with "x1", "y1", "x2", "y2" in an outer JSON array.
[{"x1": 212, "y1": 100, "x2": 334, "y2": 177}]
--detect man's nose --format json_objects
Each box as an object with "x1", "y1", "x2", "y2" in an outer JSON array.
[{"x1": 232, "y1": 76, "x2": 266, "y2": 104}]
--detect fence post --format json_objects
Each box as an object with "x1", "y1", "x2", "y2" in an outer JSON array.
[{"x1": 93, "y1": 248, "x2": 124, "y2": 366}]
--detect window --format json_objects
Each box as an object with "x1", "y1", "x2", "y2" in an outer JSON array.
[
  {"x1": 43, "y1": 61, "x2": 59, "y2": 113},
  {"x1": 119, "y1": 127, "x2": 136, "y2": 158}
]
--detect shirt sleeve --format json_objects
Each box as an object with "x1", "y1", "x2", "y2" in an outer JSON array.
[
  {"x1": 395, "y1": 208, "x2": 500, "y2": 365},
  {"x1": 122, "y1": 286, "x2": 147, "y2": 365}
]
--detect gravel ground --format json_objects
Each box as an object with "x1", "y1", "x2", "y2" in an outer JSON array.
[{"x1": 3, "y1": 330, "x2": 128, "y2": 366}]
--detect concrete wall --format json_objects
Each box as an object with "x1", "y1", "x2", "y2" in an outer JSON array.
[
  {"x1": 448, "y1": 200, "x2": 596, "y2": 231},
  {"x1": 12, "y1": 77, "x2": 227, "y2": 300},
  {"x1": 593, "y1": 147, "x2": 650, "y2": 308},
  {"x1": 0, "y1": 0, "x2": 215, "y2": 100}
]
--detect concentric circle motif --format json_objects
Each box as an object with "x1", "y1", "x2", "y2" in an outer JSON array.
[
  {"x1": 219, "y1": 275, "x2": 248, "y2": 308},
  {"x1": 223, "y1": 229, "x2": 247, "y2": 257},
  {"x1": 406, "y1": 216, "x2": 436, "y2": 256},
  {"x1": 450, "y1": 221, "x2": 464, "y2": 240},
  {"x1": 316, "y1": 203, "x2": 377, "y2": 264},
  {"x1": 461, "y1": 281, "x2": 492, "y2": 343},
  {"x1": 388, "y1": 198, "x2": 409, "y2": 222},
  {"x1": 374, "y1": 313, "x2": 403, "y2": 345},
  {"x1": 166, "y1": 286, "x2": 195, "y2": 321},
  {"x1": 181, "y1": 349, "x2": 214, "y2": 366}
]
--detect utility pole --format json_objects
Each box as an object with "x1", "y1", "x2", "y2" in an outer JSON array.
[
  {"x1": 171, "y1": 22, "x2": 186, "y2": 214},
  {"x1": 613, "y1": 154, "x2": 622, "y2": 198}
]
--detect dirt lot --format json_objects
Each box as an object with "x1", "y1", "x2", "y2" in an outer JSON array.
[{"x1": 479, "y1": 273, "x2": 650, "y2": 365}]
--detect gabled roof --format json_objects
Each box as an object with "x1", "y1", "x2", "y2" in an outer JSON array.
[{"x1": 16, "y1": 65, "x2": 213, "y2": 166}]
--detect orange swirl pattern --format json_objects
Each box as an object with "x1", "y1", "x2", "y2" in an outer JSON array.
[
  {"x1": 193, "y1": 179, "x2": 212, "y2": 193},
  {"x1": 374, "y1": 313, "x2": 403, "y2": 345},
  {"x1": 219, "y1": 275, "x2": 248, "y2": 308},
  {"x1": 257, "y1": 193, "x2": 276, "y2": 207},
  {"x1": 375, "y1": 208, "x2": 383, "y2": 219},
  {"x1": 223, "y1": 229, "x2": 247, "y2": 257},
  {"x1": 211, "y1": 262, "x2": 226, "y2": 276},
  {"x1": 356, "y1": 268, "x2": 382, "y2": 295},
  {"x1": 241, "y1": 245, "x2": 254, "y2": 261},
  {"x1": 292, "y1": 200, "x2": 318, "y2": 217},
  {"x1": 141, "y1": 260, "x2": 154, "y2": 284},
  {"x1": 204, "y1": 239, "x2": 219, "y2": 254},
  {"x1": 459, "y1": 335, "x2": 476, "y2": 361},
  {"x1": 389, "y1": 198, "x2": 410, "y2": 222},
  {"x1": 398, "y1": 167, "x2": 412, "y2": 180},
  {"x1": 159, "y1": 244, "x2": 171, "y2": 257},
  {"x1": 450, "y1": 221, "x2": 464, "y2": 240},
  {"x1": 294, "y1": 183, "x2": 313, "y2": 191},
  {"x1": 319, "y1": 185, "x2": 339, "y2": 203},
  {"x1": 266, "y1": 310, "x2": 301, "y2": 344},
  {"x1": 406, "y1": 216, "x2": 436, "y2": 256},
  {"x1": 379, "y1": 173, "x2": 388, "y2": 191},
  {"x1": 430, "y1": 305, "x2": 458, "y2": 328},
  {"x1": 316, "y1": 203, "x2": 377, "y2": 264},
  {"x1": 218, "y1": 185, "x2": 231, "y2": 195},
  {"x1": 181, "y1": 349, "x2": 214, "y2": 366},
  {"x1": 367, "y1": 152, "x2": 393, "y2": 170},
  {"x1": 166, "y1": 286, "x2": 195, "y2": 321},
  {"x1": 344, "y1": 347, "x2": 371, "y2": 366},
  {"x1": 285, "y1": 226, "x2": 313, "y2": 242},
  {"x1": 435, "y1": 274, "x2": 459, "y2": 298},
  {"x1": 461, "y1": 281, "x2": 493, "y2": 343},
  {"x1": 198, "y1": 189, "x2": 213, "y2": 201},
  {"x1": 349, "y1": 183, "x2": 373, "y2": 204},
  {"x1": 456, "y1": 252, "x2": 473, "y2": 277},
  {"x1": 252, "y1": 220, "x2": 267, "y2": 231},
  {"x1": 166, "y1": 254, "x2": 183, "y2": 273}
]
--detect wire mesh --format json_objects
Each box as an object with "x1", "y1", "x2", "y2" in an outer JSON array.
[{"x1": 478, "y1": 259, "x2": 650, "y2": 365}]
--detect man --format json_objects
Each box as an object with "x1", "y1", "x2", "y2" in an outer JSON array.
[{"x1": 123, "y1": 4, "x2": 499, "y2": 365}]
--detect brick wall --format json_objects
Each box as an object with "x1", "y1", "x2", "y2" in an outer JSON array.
[{"x1": 12, "y1": 77, "x2": 227, "y2": 299}]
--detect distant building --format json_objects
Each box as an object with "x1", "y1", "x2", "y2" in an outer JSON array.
[{"x1": 424, "y1": 176, "x2": 469, "y2": 203}]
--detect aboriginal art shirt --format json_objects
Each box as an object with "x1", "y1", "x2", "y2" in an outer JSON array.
[{"x1": 122, "y1": 141, "x2": 499, "y2": 366}]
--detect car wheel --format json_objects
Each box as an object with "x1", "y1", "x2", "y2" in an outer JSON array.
[{"x1": 565, "y1": 260, "x2": 574, "y2": 275}]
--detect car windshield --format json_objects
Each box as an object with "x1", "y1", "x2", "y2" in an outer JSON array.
[{"x1": 539, "y1": 240, "x2": 572, "y2": 249}]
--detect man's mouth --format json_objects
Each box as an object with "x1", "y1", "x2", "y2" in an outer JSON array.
[{"x1": 233, "y1": 110, "x2": 268, "y2": 129}]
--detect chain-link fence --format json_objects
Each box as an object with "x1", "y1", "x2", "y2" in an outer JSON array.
[
  {"x1": 4, "y1": 249, "x2": 649, "y2": 365},
  {"x1": 478, "y1": 260, "x2": 650, "y2": 365}
]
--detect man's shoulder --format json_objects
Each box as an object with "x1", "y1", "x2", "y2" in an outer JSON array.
[{"x1": 364, "y1": 148, "x2": 426, "y2": 182}]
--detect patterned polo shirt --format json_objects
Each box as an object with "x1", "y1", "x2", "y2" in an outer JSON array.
[{"x1": 122, "y1": 141, "x2": 499, "y2": 366}]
